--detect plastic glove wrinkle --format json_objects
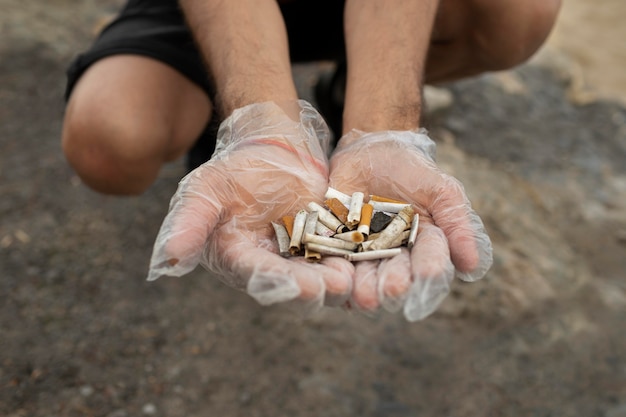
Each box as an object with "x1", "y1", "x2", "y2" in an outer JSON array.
[{"x1": 377, "y1": 248, "x2": 412, "y2": 313}]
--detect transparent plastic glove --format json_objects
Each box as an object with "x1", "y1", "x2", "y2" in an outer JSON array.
[
  {"x1": 148, "y1": 100, "x2": 354, "y2": 312},
  {"x1": 329, "y1": 129, "x2": 493, "y2": 321}
]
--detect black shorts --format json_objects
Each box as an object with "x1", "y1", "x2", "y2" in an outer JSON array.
[{"x1": 65, "y1": 0, "x2": 346, "y2": 101}]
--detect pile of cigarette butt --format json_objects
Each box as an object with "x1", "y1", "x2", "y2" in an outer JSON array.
[{"x1": 271, "y1": 188, "x2": 419, "y2": 262}]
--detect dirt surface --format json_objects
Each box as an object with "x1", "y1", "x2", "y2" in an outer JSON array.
[
  {"x1": 1, "y1": 1, "x2": 625, "y2": 416},
  {"x1": 546, "y1": 0, "x2": 626, "y2": 106}
]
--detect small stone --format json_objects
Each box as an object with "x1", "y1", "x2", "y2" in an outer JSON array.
[
  {"x1": 142, "y1": 403, "x2": 157, "y2": 415},
  {"x1": 423, "y1": 85, "x2": 454, "y2": 113},
  {"x1": 370, "y1": 212, "x2": 393, "y2": 233},
  {"x1": 79, "y1": 385, "x2": 94, "y2": 397}
]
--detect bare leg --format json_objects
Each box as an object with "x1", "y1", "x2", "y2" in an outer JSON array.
[
  {"x1": 426, "y1": 0, "x2": 562, "y2": 83},
  {"x1": 62, "y1": 55, "x2": 212, "y2": 195}
]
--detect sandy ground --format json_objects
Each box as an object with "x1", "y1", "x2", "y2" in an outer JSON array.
[
  {"x1": 1, "y1": 1, "x2": 625, "y2": 416},
  {"x1": 547, "y1": 0, "x2": 626, "y2": 105}
]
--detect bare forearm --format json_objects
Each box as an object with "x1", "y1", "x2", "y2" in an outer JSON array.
[
  {"x1": 179, "y1": 0, "x2": 297, "y2": 117},
  {"x1": 343, "y1": 0, "x2": 439, "y2": 133}
]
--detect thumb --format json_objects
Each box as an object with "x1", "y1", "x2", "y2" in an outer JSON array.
[
  {"x1": 429, "y1": 174, "x2": 493, "y2": 282},
  {"x1": 148, "y1": 167, "x2": 225, "y2": 280}
]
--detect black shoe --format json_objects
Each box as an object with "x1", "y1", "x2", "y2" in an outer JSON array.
[
  {"x1": 185, "y1": 113, "x2": 220, "y2": 172},
  {"x1": 314, "y1": 60, "x2": 346, "y2": 143}
]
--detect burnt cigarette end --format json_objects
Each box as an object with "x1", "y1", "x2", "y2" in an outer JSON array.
[{"x1": 370, "y1": 212, "x2": 393, "y2": 233}]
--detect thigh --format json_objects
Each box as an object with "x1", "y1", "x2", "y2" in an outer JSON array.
[{"x1": 427, "y1": 0, "x2": 561, "y2": 82}]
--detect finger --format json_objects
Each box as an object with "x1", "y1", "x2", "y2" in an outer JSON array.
[
  {"x1": 403, "y1": 224, "x2": 455, "y2": 322},
  {"x1": 206, "y1": 224, "x2": 323, "y2": 304},
  {"x1": 350, "y1": 261, "x2": 381, "y2": 312},
  {"x1": 210, "y1": 224, "x2": 359, "y2": 314},
  {"x1": 246, "y1": 255, "x2": 326, "y2": 313},
  {"x1": 147, "y1": 167, "x2": 225, "y2": 281},
  {"x1": 319, "y1": 257, "x2": 355, "y2": 306},
  {"x1": 377, "y1": 248, "x2": 412, "y2": 313},
  {"x1": 429, "y1": 174, "x2": 493, "y2": 282}
]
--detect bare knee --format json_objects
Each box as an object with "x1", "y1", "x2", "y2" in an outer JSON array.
[
  {"x1": 61, "y1": 55, "x2": 211, "y2": 195},
  {"x1": 62, "y1": 103, "x2": 167, "y2": 195},
  {"x1": 471, "y1": 0, "x2": 562, "y2": 71}
]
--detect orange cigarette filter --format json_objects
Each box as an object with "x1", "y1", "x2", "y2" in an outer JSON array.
[
  {"x1": 358, "y1": 203, "x2": 374, "y2": 228},
  {"x1": 369, "y1": 195, "x2": 409, "y2": 204},
  {"x1": 282, "y1": 215, "x2": 295, "y2": 238},
  {"x1": 325, "y1": 198, "x2": 349, "y2": 224}
]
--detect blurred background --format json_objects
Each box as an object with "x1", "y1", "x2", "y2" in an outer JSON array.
[{"x1": 1, "y1": 1, "x2": 625, "y2": 416}]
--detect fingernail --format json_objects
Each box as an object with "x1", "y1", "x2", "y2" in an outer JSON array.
[
  {"x1": 455, "y1": 239, "x2": 493, "y2": 282},
  {"x1": 247, "y1": 274, "x2": 301, "y2": 306},
  {"x1": 403, "y1": 275, "x2": 452, "y2": 322}
]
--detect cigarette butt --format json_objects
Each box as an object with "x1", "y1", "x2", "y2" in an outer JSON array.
[
  {"x1": 325, "y1": 198, "x2": 349, "y2": 224},
  {"x1": 282, "y1": 215, "x2": 295, "y2": 238},
  {"x1": 271, "y1": 222, "x2": 291, "y2": 257},
  {"x1": 346, "y1": 248, "x2": 402, "y2": 262},
  {"x1": 303, "y1": 211, "x2": 319, "y2": 237},
  {"x1": 407, "y1": 213, "x2": 419, "y2": 249},
  {"x1": 315, "y1": 221, "x2": 335, "y2": 237},
  {"x1": 289, "y1": 210, "x2": 307, "y2": 256},
  {"x1": 359, "y1": 239, "x2": 374, "y2": 252},
  {"x1": 303, "y1": 233, "x2": 359, "y2": 251},
  {"x1": 369, "y1": 195, "x2": 409, "y2": 204},
  {"x1": 360, "y1": 229, "x2": 408, "y2": 251},
  {"x1": 333, "y1": 230, "x2": 365, "y2": 243},
  {"x1": 357, "y1": 203, "x2": 373, "y2": 237},
  {"x1": 368, "y1": 206, "x2": 414, "y2": 251},
  {"x1": 325, "y1": 187, "x2": 352, "y2": 206},
  {"x1": 392, "y1": 230, "x2": 411, "y2": 248},
  {"x1": 304, "y1": 246, "x2": 322, "y2": 262},
  {"x1": 347, "y1": 192, "x2": 364, "y2": 228},
  {"x1": 308, "y1": 202, "x2": 347, "y2": 233},
  {"x1": 369, "y1": 201, "x2": 411, "y2": 213},
  {"x1": 304, "y1": 242, "x2": 354, "y2": 257}
]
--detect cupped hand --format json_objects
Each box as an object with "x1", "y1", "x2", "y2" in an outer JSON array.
[
  {"x1": 148, "y1": 101, "x2": 354, "y2": 312},
  {"x1": 329, "y1": 129, "x2": 493, "y2": 321}
]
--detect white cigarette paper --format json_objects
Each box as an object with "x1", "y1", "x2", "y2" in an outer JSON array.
[
  {"x1": 346, "y1": 248, "x2": 402, "y2": 262},
  {"x1": 307, "y1": 202, "x2": 346, "y2": 233},
  {"x1": 303, "y1": 211, "x2": 319, "y2": 237},
  {"x1": 289, "y1": 209, "x2": 307, "y2": 255},
  {"x1": 304, "y1": 242, "x2": 354, "y2": 257},
  {"x1": 347, "y1": 192, "x2": 364, "y2": 228},
  {"x1": 369, "y1": 201, "x2": 411, "y2": 213},
  {"x1": 315, "y1": 221, "x2": 335, "y2": 237},
  {"x1": 394, "y1": 230, "x2": 411, "y2": 247},
  {"x1": 303, "y1": 233, "x2": 359, "y2": 251},
  {"x1": 333, "y1": 230, "x2": 365, "y2": 243},
  {"x1": 324, "y1": 187, "x2": 351, "y2": 206},
  {"x1": 361, "y1": 230, "x2": 410, "y2": 252},
  {"x1": 271, "y1": 222, "x2": 291, "y2": 257},
  {"x1": 407, "y1": 213, "x2": 419, "y2": 249}
]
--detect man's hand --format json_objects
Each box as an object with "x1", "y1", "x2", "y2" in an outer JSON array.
[
  {"x1": 148, "y1": 101, "x2": 354, "y2": 311},
  {"x1": 329, "y1": 129, "x2": 493, "y2": 321}
]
